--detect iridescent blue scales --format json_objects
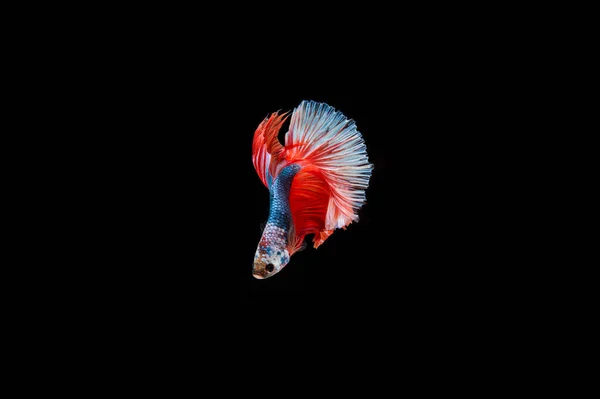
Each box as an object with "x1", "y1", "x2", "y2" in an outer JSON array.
[
  {"x1": 252, "y1": 100, "x2": 373, "y2": 279},
  {"x1": 252, "y1": 165, "x2": 300, "y2": 279}
]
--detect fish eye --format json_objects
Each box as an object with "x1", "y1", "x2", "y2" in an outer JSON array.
[{"x1": 266, "y1": 264, "x2": 274, "y2": 273}]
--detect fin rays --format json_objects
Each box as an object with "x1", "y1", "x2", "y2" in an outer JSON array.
[
  {"x1": 252, "y1": 100, "x2": 373, "y2": 249},
  {"x1": 252, "y1": 111, "x2": 289, "y2": 188},
  {"x1": 286, "y1": 101, "x2": 373, "y2": 232}
]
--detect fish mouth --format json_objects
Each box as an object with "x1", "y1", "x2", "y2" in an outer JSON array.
[
  {"x1": 252, "y1": 260, "x2": 272, "y2": 279},
  {"x1": 252, "y1": 266, "x2": 268, "y2": 279},
  {"x1": 252, "y1": 271, "x2": 266, "y2": 279}
]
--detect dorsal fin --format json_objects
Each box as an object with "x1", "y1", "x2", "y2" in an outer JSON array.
[{"x1": 251, "y1": 111, "x2": 289, "y2": 188}]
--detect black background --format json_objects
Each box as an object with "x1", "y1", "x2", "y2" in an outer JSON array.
[
  {"x1": 24, "y1": 7, "x2": 548, "y2": 385},
  {"x1": 76, "y1": 28, "x2": 520, "y2": 330},
  {"x1": 94, "y1": 85, "x2": 503, "y2": 317}
]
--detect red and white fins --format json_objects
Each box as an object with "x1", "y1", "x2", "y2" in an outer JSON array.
[
  {"x1": 287, "y1": 101, "x2": 373, "y2": 249},
  {"x1": 252, "y1": 100, "x2": 373, "y2": 251},
  {"x1": 252, "y1": 111, "x2": 289, "y2": 189}
]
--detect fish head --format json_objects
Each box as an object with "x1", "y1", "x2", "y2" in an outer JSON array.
[{"x1": 252, "y1": 245, "x2": 290, "y2": 279}]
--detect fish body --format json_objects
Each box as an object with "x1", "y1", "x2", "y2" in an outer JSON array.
[{"x1": 252, "y1": 101, "x2": 372, "y2": 279}]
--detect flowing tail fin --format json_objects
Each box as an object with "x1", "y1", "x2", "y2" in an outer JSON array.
[{"x1": 286, "y1": 101, "x2": 373, "y2": 249}]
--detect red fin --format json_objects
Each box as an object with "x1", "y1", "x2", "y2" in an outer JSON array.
[
  {"x1": 313, "y1": 229, "x2": 333, "y2": 249},
  {"x1": 252, "y1": 111, "x2": 289, "y2": 188},
  {"x1": 288, "y1": 166, "x2": 332, "y2": 250}
]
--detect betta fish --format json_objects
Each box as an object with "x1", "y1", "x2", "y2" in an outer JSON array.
[{"x1": 251, "y1": 100, "x2": 373, "y2": 279}]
